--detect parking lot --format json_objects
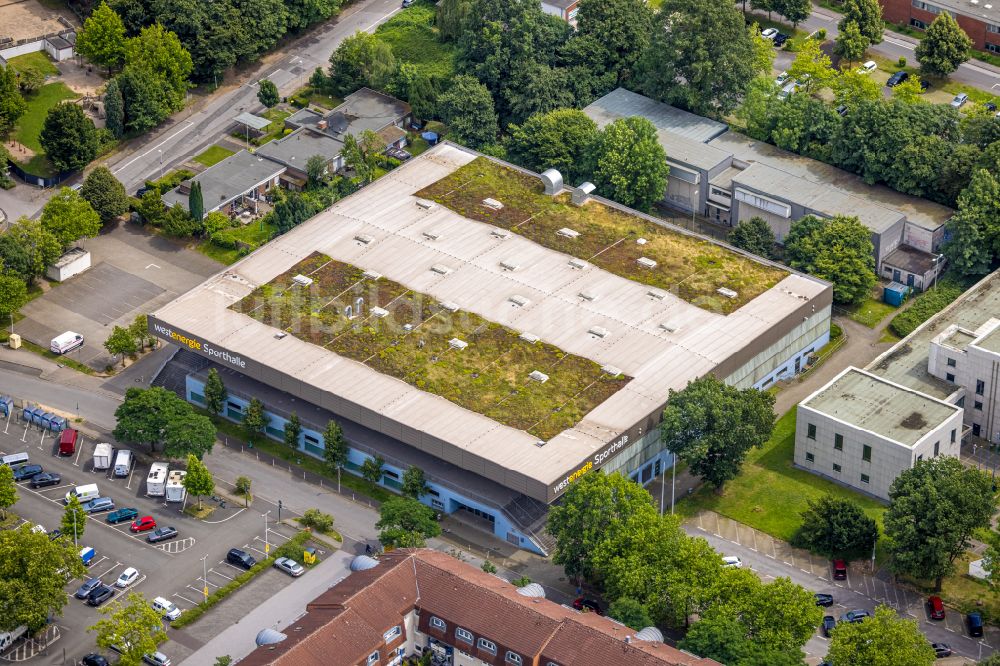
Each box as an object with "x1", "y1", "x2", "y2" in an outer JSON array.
[{"x1": 0, "y1": 417, "x2": 301, "y2": 665}]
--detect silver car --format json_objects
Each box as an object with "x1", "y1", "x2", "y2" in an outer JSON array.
[
  {"x1": 951, "y1": 93, "x2": 969, "y2": 108},
  {"x1": 273, "y1": 557, "x2": 305, "y2": 577}
]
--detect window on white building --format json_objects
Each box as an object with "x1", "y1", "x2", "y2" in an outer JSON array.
[
  {"x1": 975, "y1": 401, "x2": 983, "y2": 411},
  {"x1": 833, "y1": 463, "x2": 842, "y2": 473},
  {"x1": 860, "y1": 473, "x2": 870, "y2": 484},
  {"x1": 946, "y1": 373, "x2": 955, "y2": 382},
  {"x1": 383, "y1": 626, "x2": 401, "y2": 643},
  {"x1": 947, "y1": 358, "x2": 956, "y2": 367},
  {"x1": 862, "y1": 445, "x2": 872, "y2": 463},
  {"x1": 807, "y1": 424, "x2": 816, "y2": 440},
  {"x1": 805, "y1": 452, "x2": 815, "y2": 463},
  {"x1": 834, "y1": 434, "x2": 843, "y2": 450},
  {"x1": 934, "y1": 441, "x2": 940, "y2": 456},
  {"x1": 977, "y1": 380, "x2": 985, "y2": 395}
]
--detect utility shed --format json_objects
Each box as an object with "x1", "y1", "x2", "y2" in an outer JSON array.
[{"x1": 45, "y1": 248, "x2": 91, "y2": 282}]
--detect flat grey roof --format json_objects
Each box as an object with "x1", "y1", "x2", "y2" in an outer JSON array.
[
  {"x1": 931, "y1": 0, "x2": 1000, "y2": 27},
  {"x1": 256, "y1": 128, "x2": 344, "y2": 170},
  {"x1": 972, "y1": 320, "x2": 1000, "y2": 354},
  {"x1": 941, "y1": 328, "x2": 978, "y2": 352},
  {"x1": 883, "y1": 246, "x2": 937, "y2": 274},
  {"x1": 584, "y1": 88, "x2": 729, "y2": 144},
  {"x1": 234, "y1": 112, "x2": 271, "y2": 131},
  {"x1": 152, "y1": 143, "x2": 828, "y2": 491},
  {"x1": 162, "y1": 150, "x2": 285, "y2": 213},
  {"x1": 803, "y1": 367, "x2": 959, "y2": 446}
]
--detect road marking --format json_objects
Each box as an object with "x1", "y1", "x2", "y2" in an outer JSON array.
[
  {"x1": 73, "y1": 435, "x2": 85, "y2": 467},
  {"x1": 96, "y1": 562, "x2": 123, "y2": 579},
  {"x1": 126, "y1": 463, "x2": 135, "y2": 491},
  {"x1": 145, "y1": 263, "x2": 161, "y2": 270},
  {"x1": 364, "y1": 5, "x2": 401, "y2": 31},
  {"x1": 112, "y1": 121, "x2": 195, "y2": 174},
  {"x1": 173, "y1": 592, "x2": 198, "y2": 605},
  {"x1": 203, "y1": 507, "x2": 246, "y2": 524},
  {"x1": 883, "y1": 36, "x2": 915, "y2": 51},
  {"x1": 211, "y1": 569, "x2": 234, "y2": 581}
]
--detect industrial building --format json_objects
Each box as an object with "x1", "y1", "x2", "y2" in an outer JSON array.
[
  {"x1": 880, "y1": 0, "x2": 1000, "y2": 54},
  {"x1": 150, "y1": 143, "x2": 832, "y2": 553}
]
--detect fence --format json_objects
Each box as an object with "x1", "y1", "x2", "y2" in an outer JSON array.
[{"x1": 7, "y1": 162, "x2": 72, "y2": 189}]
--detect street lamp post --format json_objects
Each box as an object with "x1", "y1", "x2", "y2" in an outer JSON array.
[
  {"x1": 263, "y1": 510, "x2": 271, "y2": 556},
  {"x1": 201, "y1": 554, "x2": 208, "y2": 602},
  {"x1": 158, "y1": 149, "x2": 163, "y2": 181}
]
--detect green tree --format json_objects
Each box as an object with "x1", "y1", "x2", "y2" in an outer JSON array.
[
  {"x1": 283, "y1": 412, "x2": 302, "y2": 449},
  {"x1": 0, "y1": 276, "x2": 28, "y2": 318},
  {"x1": 62, "y1": 494, "x2": 87, "y2": 544},
  {"x1": 506, "y1": 109, "x2": 598, "y2": 184},
  {"x1": 0, "y1": 524, "x2": 86, "y2": 630},
  {"x1": 327, "y1": 31, "x2": 396, "y2": 96},
  {"x1": 835, "y1": 20, "x2": 871, "y2": 66},
  {"x1": 401, "y1": 465, "x2": 428, "y2": 499},
  {"x1": 257, "y1": 78, "x2": 279, "y2": 107},
  {"x1": 188, "y1": 180, "x2": 204, "y2": 222},
  {"x1": 203, "y1": 367, "x2": 227, "y2": 416},
  {"x1": 436, "y1": 75, "x2": 498, "y2": 149},
  {"x1": 788, "y1": 37, "x2": 835, "y2": 93},
  {"x1": 76, "y1": 2, "x2": 127, "y2": 73},
  {"x1": 214, "y1": 657, "x2": 233, "y2": 666},
  {"x1": 306, "y1": 154, "x2": 328, "y2": 188},
  {"x1": 340, "y1": 130, "x2": 383, "y2": 184},
  {"x1": 915, "y1": 12, "x2": 971, "y2": 77},
  {"x1": 503, "y1": 61, "x2": 576, "y2": 126},
  {"x1": 679, "y1": 614, "x2": 806, "y2": 666},
  {"x1": 839, "y1": 0, "x2": 884, "y2": 44},
  {"x1": 590, "y1": 116, "x2": 668, "y2": 212},
  {"x1": 6, "y1": 218, "x2": 62, "y2": 281},
  {"x1": 547, "y1": 471, "x2": 658, "y2": 583},
  {"x1": 166, "y1": 410, "x2": 216, "y2": 460},
  {"x1": 124, "y1": 23, "x2": 192, "y2": 112},
  {"x1": 234, "y1": 476, "x2": 251, "y2": 497},
  {"x1": 885, "y1": 456, "x2": 994, "y2": 591},
  {"x1": 785, "y1": 214, "x2": 876, "y2": 305},
  {"x1": 637, "y1": 0, "x2": 758, "y2": 115},
  {"x1": 660, "y1": 376, "x2": 775, "y2": 491},
  {"x1": 0, "y1": 65, "x2": 26, "y2": 139},
  {"x1": 89, "y1": 592, "x2": 166, "y2": 666},
  {"x1": 892, "y1": 74, "x2": 925, "y2": 104},
  {"x1": 41, "y1": 187, "x2": 103, "y2": 247},
  {"x1": 827, "y1": 605, "x2": 935, "y2": 665},
  {"x1": 0, "y1": 235, "x2": 32, "y2": 283},
  {"x1": 300, "y1": 508, "x2": 335, "y2": 532},
  {"x1": 575, "y1": 0, "x2": 653, "y2": 85},
  {"x1": 40, "y1": 103, "x2": 99, "y2": 172},
  {"x1": 104, "y1": 78, "x2": 125, "y2": 139},
  {"x1": 979, "y1": 656, "x2": 1000, "y2": 666},
  {"x1": 322, "y1": 419, "x2": 349, "y2": 491},
  {"x1": 942, "y1": 169, "x2": 1000, "y2": 278},
  {"x1": 436, "y1": 0, "x2": 471, "y2": 42},
  {"x1": 480, "y1": 559, "x2": 498, "y2": 574},
  {"x1": 104, "y1": 325, "x2": 137, "y2": 366},
  {"x1": 834, "y1": 68, "x2": 883, "y2": 108},
  {"x1": 360, "y1": 454, "x2": 384, "y2": 485},
  {"x1": 376, "y1": 496, "x2": 441, "y2": 548},
  {"x1": 608, "y1": 598, "x2": 653, "y2": 630},
  {"x1": 778, "y1": 0, "x2": 811, "y2": 27},
  {"x1": 791, "y1": 495, "x2": 878, "y2": 560},
  {"x1": 81, "y1": 166, "x2": 129, "y2": 225},
  {"x1": 113, "y1": 386, "x2": 214, "y2": 458},
  {"x1": 183, "y1": 454, "x2": 215, "y2": 509},
  {"x1": 118, "y1": 67, "x2": 173, "y2": 134},
  {"x1": 243, "y1": 397, "x2": 267, "y2": 442},
  {"x1": 0, "y1": 464, "x2": 17, "y2": 519},
  {"x1": 129, "y1": 314, "x2": 149, "y2": 350},
  {"x1": 728, "y1": 217, "x2": 775, "y2": 259}
]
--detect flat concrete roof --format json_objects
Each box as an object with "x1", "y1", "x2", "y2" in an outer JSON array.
[
  {"x1": 803, "y1": 367, "x2": 960, "y2": 446},
  {"x1": 584, "y1": 88, "x2": 729, "y2": 144},
  {"x1": 931, "y1": 0, "x2": 1000, "y2": 27},
  {"x1": 941, "y1": 327, "x2": 978, "y2": 352},
  {"x1": 884, "y1": 245, "x2": 937, "y2": 274},
  {"x1": 972, "y1": 320, "x2": 1000, "y2": 354},
  {"x1": 162, "y1": 150, "x2": 284, "y2": 213},
  {"x1": 151, "y1": 143, "x2": 829, "y2": 497}
]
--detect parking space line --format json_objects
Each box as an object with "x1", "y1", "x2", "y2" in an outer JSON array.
[
  {"x1": 210, "y1": 569, "x2": 235, "y2": 581},
  {"x1": 173, "y1": 592, "x2": 198, "y2": 606},
  {"x1": 73, "y1": 435, "x2": 85, "y2": 467},
  {"x1": 265, "y1": 529, "x2": 290, "y2": 542}
]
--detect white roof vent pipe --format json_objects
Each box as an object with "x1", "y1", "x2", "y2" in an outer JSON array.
[
  {"x1": 540, "y1": 169, "x2": 563, "y2": 196},
  {"x1": 572, "y1": 182, "x2": 596, "y2": 206}
]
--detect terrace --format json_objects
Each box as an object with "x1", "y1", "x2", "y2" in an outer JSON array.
[
  {"x1": 415, "y1": 157, "x2": 787, "y2": 314},
  {"x1": 232, "y1": 253, "x2": 630, "y2": 441}
]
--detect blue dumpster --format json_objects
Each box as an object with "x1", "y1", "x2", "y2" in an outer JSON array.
[
  {"x1": 421, "y1": 131, "x2": 439, "y2": 145},
  {"x1": 22, "y1": 405, "x2": 41, "y2": 424},
  {"x1": 46, "y1": 414, "x2": 67, "y2": 432},
  {"x1": 29, "y1": 408, "x2": 46, "y2": 427},
  {"x1": 883, "y1": 282, "x2": 910, "y2": 307},
  {"x1": 0, "y1": 397, "x2": 12, "y2": 418},
  {"x1": 40, "y1": 412, "x2": 56, "y2": 431}
]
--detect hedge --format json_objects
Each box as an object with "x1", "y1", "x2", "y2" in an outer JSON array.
[
  {"x1": 888, "y1": 279, "x2": 965, "y2": 338},
  {"x1": 170, "y1": 530, "x2": 312, "y2": 628}
]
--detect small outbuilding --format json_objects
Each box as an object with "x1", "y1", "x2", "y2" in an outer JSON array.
[{"x1": 45, "y1": 248, "x2": 91, "y2": 282}]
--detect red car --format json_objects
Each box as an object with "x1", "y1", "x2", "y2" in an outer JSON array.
[
  {"x1": 130, "y1": 516, "x2": 156, "y2": 532},
  {"x1": 928, "y1": 595, "x2": 946, "y2": 620},
  {"x1": 832, "y1": 560, "x2": 848, "y2": 580},
  {"x1": 572, "y1": 597, "x2": 604, "y2": 615}
]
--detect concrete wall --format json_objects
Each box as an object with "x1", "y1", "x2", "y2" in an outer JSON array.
[{"x1": 931, "y1": 333, "x2": 1000, "y2": 442}]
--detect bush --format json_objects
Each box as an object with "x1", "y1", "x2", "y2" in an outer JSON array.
[
  {"x1": 234, "y1": 476, "x2": 251, "y2": 496},
  {"x1": 815, "y1": 28, "x2": 827, "y2": 39},
  {"x1": 888, "y1": 280, "x2": 965, "y2": 338},
  {"x1": 898, "y1": 56, "x2": 907, "y2": 67},
  {"x1": 289, "y1": 96, "x2": 308, "y2": 108},
  {"x1": 145, "y1": 169, "x2": 195, "y2": 195},
  {"x1": 299, "y1": 508, "x2": 335, "y2": 533}
]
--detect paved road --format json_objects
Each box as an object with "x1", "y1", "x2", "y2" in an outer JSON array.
[{"x1": 105, "y1": 0, "x2": 402, "y2": 194}]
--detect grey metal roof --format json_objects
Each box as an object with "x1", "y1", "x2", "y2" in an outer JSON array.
[
  {"x1": 256, "y1": 128, "x2": 344, "y2": 170},
  {"x1": 583, "y1": 88, "x2": 729, "y2": 144},
  {"x1": 883, "y1": 246, "x2": 938, "y2": 274},
  {"x1": 928, "y1": 0, "x2": 1000, "y2": 28},
  {"x1": 161, "y1": 150, "x2": 284, "y2": 213},
  {"x1": 234, "y1": 112, "x2": 271, "y2": 131}
]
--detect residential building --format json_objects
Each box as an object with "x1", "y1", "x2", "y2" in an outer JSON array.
[
  {"x1": 880, "y1": 0, "x2": 1000, "y2": 54},
  {"x1": 238, "y1": 548, "x2": 720, "y2": 666},
  {"x1": 541, "y1": 0, "x2": 580, "y2": 24},
  {"x1": 583, "y1": 88, "x2": 954, "y2": 290},
  {"x1": 160, "y1": 150, "x2": 285, "y2": 216},
  {"x1": 149, "y1": 142, "x2": 831, "y2": 553},
  {"x1": 929, "y1": 317, "x2": 1000, "y2": 440}
]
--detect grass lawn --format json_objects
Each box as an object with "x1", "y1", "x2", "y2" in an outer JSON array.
[
  {"x1": 677, "y1": 408, "x2": 887, "y2": 542},
  {"x1": 417, "y1": 157, "x2": 787, "y2": 314},
  {"x1": 13, "y1": 81, "x2": 78, "y2": 153},
  {"x1": 407, "y1": 135, "x2": 431, "y2": 156},
  {"x1": 198, "y1": 220, "x2": 278, "y2": 265},
  {"x1": 193, "y1": 145, "x2": 235, "y2": 168},
  {"x1": 8, "y1": 51, "x2": 59, "y2": 78},
  {"x1": 846, "y1": 297, "x2": 897, "y2": 328},
  {"x1": 375, "y1": 1, "x2": 458, "y2": 80},
  {"x1": 901, "y1": 552, "x2": 1000, "y2": 622},
  {"x1": 234, "y1": 108, "x2": 291, "y2": 146},
  {"x1": 291, "y1": 85, "x2": 343, "y2": 110}
]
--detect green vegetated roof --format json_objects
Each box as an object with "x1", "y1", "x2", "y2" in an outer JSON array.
[
  {"x1": 415, "y1": 157, "x2": 788, "y2": 314},
  {"x1": 232, "y1": 253, "x2": 630, "y2": 441}
]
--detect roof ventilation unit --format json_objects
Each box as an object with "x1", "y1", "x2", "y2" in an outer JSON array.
[
  {"x1": 509, "y1": 295, "x2": 530, "y2": 307},
  {"x1": 637, "y1": 257, "x2": 657, "y2": 269},
  {"x1": 589, "y1": 326, "x2": 610, "y2": 338},
  {"x1": 540, "y1": 168, "x2": 563, "y2": 195},
  {"x1": 520, "y1": 332, "x2": 539, "y2": 343},
  {"x1": 659, "y1": 322, "x2": 678, "y2": 333},
  {"x1": 292, "y1": 274, "x2": 313, "y2": 286},
  {"x1": 636, "y1": 238, "x2": 648, "y2": 245},
  {"x1": 647, "y1": 289, "x2": 666, "y2": 300},
  {"x1": 354, "y1": 233, "x2": 373, "y2": 245},
  {"x1": 430, "y1": 264, "x2": 453, "y2": 275},
  {"x1": 568, "y1": 258, "x2": 587, "y2": 270},
  {"x1": 579, "y1": 290, "x2": 596, "y2": 301},
  {"x1": 440, "y1": 301, "x2": 459, "y2": 312},
  {"x1": 635, "y1": 627, "x2": 664, "y2": 643},
  {"x1": 482, "y1": 198, "x2": 503, "y2": 210},
  {"x1": 415, "y1": 198, "x2": 437, "y2": 210},
  {"x1": 422, "y1": 230, "x2": 441, "y2": 241},
  {"x1": 448, "y1": 338, "x2": 468, "y2": 350},
  {"x1": 529, "y1": 370, "x2": 549, "y2": 383},
  {"x1": 274, "y1": 331, "x2": 288, "y2": 339},
  {"x1": 362, "y1": 270, "x2": 382, "y2": 280},
  {"x1": 403, "y1": 324, "x2": 414, "y2": 332},
  {"x1": 601, "y1": 364, "x2": 622, "y2": 376},
  {"x1": 557, "y1": 227, "x2": 580, "y2": 239},
  {"x1": 499, "y1": 259, "x2": 520, "y2": 272},
  {"x1": 371, "y1": 307, "x2": 389, "y2": 318},
  {"x1": 491, "y1": 228, "x2": 511, "y2": 240},
  {"x1": 717, "y1": 287, "x2": 738, "y2": 299},
  {"x1": 571, "y1": 182, "x2": 595, "y2": 206}
]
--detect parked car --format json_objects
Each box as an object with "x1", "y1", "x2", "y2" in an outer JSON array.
[
  {"x1": 106, "y1": 508, "x2": 139, "y2": 525},
  {"x1": 919, "y1": 79, "x2": 930, "y2": 92},
  {"x1": 152, "y1": 596, "x2": 181, "y2": 621},
  {"x1": 775, "y1": 71, "x2": 790, "y2": 86},
  {"x1": 147, "y1": 527, "x2": 179, "y2": 544},
  {"x1": 722, "y1": 556, "x2": 742, "y2": 568},
  {"x1": 931, "y1": 643, "x2": 952, "y2": 658},
  {"x1": 927, "y1": 595, "x2": 945, "y2": 620},
  {"x1": 967, "y1": 611, "x2": 984, "y2": 637},
  {"x1": 401, "y1": 0, "x2": 414, "y2": 6},
  {"x1": 75, "y1": 578, "x2": 103, "y2": 600},
  {"x1": 47, "y1": 528, "x2": 63, "y2": 541},
  {"x1": 986, "y1": 102, "x2": 998, "y2": 113},
  {"x1": 87, "y1": 585, "x2": 115, "y2": 607},
  {"x1": 82, "y1": 654, "x2": 110, "y2": 666},
  {"x1": 227, "y1": 548, "x2": 256, "y2": 570},
  {"x1": 29, "y1": 472, "x2": 61, "y2": 488},
  {"x1": 143, "y1": 652, "x2": 171, "y2": 666},
  {"x1": 572, "y1": 597, "x2": 603, "y2": 615},
  {"x1": 761, "y1": 27, "x2": 778, "y2": 40},
  {"x1": 116, "y1": 567, "x2": 139, "y2": 588},
  {"x1": 814, "y1": 593, "x2": 834, "y2": 607},
  {"x1": 822, "y1": 615, "x2": 836, "y2": 637},
  {"x1": 840, "y1": 609, "x2": 871, "y2": 623},
  {"x1": 951, "y1": 93, "x2": 969, "y2": 108},
  {"x1": 773, "y1": 32, "x2": 789, "y2": 47},
  {"x1": 886, "y1": 71, "x2": 909, "y2": 87},
  {"x1": 12, "y1": 464, "x2": 43, "y2": 481},
  {"x1": 130, "y1": 516, "x2": 156, "y2": 533},
  {"x1": 835, "y1": 104, "x2": 848, "y2": 117},
  {"x1": 83, "y1": 497, "x2": 115, "y2": 514},
  {"x1": 777, "y1": 81, "x2": 798, "y2": 100},
  {"x1": 857, "y1": 60, "x2": 877, "y2": 74},
  {"x1": 832, "y1": 560, "x2": 848, "y2": 580},
  {"x1": 274, "y1": 557, "x2": 305, "y2": 577}
]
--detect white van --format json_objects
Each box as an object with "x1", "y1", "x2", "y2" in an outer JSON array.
[
  {"x1": 0, "y1": 625, "x2": 28, "y2": 651},
  {"x1": 113, "y1": 450, "x2": 133, "y2": 478},
  {"x1": 50, "y1": 331, "x2": 84, "y2": 355},
  {"x1": 65, "y1": 483, "x2": 100, "y2": 504},
  {"x1": 0, "y1": 452, "x2": 30, "y2": 467},
  {"x1": 152, "y1": 596, "x2": 181, "y2": 621}
]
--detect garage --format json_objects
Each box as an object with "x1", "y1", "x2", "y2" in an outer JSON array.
[
  {"x1": 734, "y1": 189, "x2": 792, "y2": 241},
  {"x1": 664, "y1": 162, "x2": 700, "y2": 212}
]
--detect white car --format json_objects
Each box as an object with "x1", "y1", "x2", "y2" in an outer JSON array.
[
  {"x1": 761, "y1": 28, "x2": 778, "y2": 40},
  {"x1": 116, "y1": 567, "x2": 139, "y2": 588},
  {"x1": 273, "y1": 557, "x2": 305, "y2": 577},
  {"x1": 143, "y1": 652, "x2": 171, "y2": 666},
  {"x1": 722, "y1": 556, "x2": 743, "y2": 568},
  {"x1": 857, "y1": 60, "x2": 877, "y2": 74},
  {"x1": 951, "y1": 92, "x2": 969, "y2": 108},
  {"x1": 152, "y1": 596, "x2": 181, "y2": 621},
  {"x1": 775, "y1": 71, "x2": 790, "y2": 86}
]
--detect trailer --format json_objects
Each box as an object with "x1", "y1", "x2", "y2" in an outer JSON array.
[
  {"x1": 79, "y1": 546, "x2": 95, "y2": 567},
  {"x1": 147, "y1": 462, "x2": 169, "y2": 497},
  {"x1": 92, "y1": 443, "x2": 113, "y2": 471},
  {"x1": 165, "y1": 470, "x2": 186, "y2": 503}
]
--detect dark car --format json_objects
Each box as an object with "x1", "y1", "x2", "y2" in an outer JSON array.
[
  {"x1": 932, "y1": 643, "x2": 952, "y2": 658},
  {"x1": 86, "y1": 585, "x2": 115, "y2": 607},
  {"x1": 814, "y1": 593, "x2": 834, "y2": 607},
  {"x1": 572, "y1": 597, "x2": 604, "y2": 615},
  {"x1": 840, "y1": 609, "x2": 871, "y2": 624},
  {"x1": 774, "y1": 33, "x2": 789, "y2": 47},
  {"x1": 135, "y1": 185, "x2": 153, "y2": 197},
  {"x1": 227, "y1": 548, "x2": 256, "y2": 570},
  {"x1": 30, "y1": 472, "x2": 61, "y2": 488},
  {"x1": 83, "y1": 497, "x2": 115, "y2": 514},
  {"x1": 835, "y1": 104, "x2": 848, "y2": 117},
  {"x1": 147, "y1": 527, "x2": 179, "y2": 543},
  {"x1": 927, "y1": 595, "x2": 945, "y2": 620},
  {"x1": 106, "y1": 508, "x2": 139, "y2": 525},
  {"x1": 48, "y1": 528, "x2": 63, "y2": 541},
  {"x1": 82, "y1": 655, "x2": 110, "y2": 666},
  {"x1": 987, "y1": 102, "x2": 998, "y2": 113},
  {"x1": 919, "y1": 79, "x2": 930, "y2": 92},
  {"x1": 12, "y1": 464, "x2": 43, "y2": 481},
  {"x1": 832, "y1": 560, "x2": 848, "y2": 580},
  {"x1": 967, "y1": 611, "x2": 984, "y2": 637},
  {"x1": 886, "y1": 70, "x2": 910, "y2": 87},
  {"x1": 822, "y1": 615, "x2": 836, "y2": 637},
  {"x1": 75, "y1": 577, "x2": 103, "y2": 600}
]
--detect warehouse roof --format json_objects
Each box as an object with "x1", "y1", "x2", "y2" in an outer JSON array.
[{"x1": 584, "y1": 88, "x2": 729, "y2": 144}]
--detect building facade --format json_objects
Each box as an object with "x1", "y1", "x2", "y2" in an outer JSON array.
[
  {"x1": 929, "y1": 318, "x2": 1000, "y2": 441},
  {"x1": 880, "y1": 0, "x2": 1000, "y2": 54}
]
